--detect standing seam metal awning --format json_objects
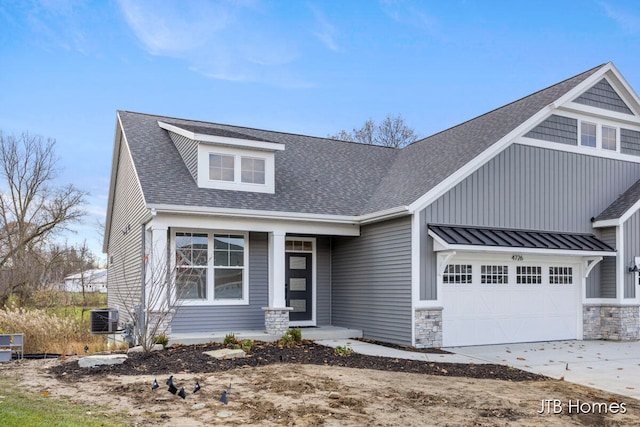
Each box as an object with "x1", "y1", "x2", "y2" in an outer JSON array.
[{"x1": 428, "y1": 224, "x2": 616, "y2": 256}]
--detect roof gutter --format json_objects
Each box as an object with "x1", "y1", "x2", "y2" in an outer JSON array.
[{"x1": 146, "y1": 203, "x2": 410, "y2": 226}]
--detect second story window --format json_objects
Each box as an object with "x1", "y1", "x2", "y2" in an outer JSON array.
[
  {"x1": 241, "y1": 157, "x2": 265, "y2": 184},
  {"x1": 602, "y1": 126, "x2": 617, "y2": 151},
  {"x1": 580, "y1": 122, "x2": 596, "y2": 147},
  {"x1": 209, "y1": 154, "x2": 234, "y2": 181}
]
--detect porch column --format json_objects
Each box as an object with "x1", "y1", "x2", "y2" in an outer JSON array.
[
  {"x1": 145, "y1": 225, "x2": 169, "y2": 313},
  {"x1": 268, "y1": 231, "x2": 287, "y2": 308},
  {"x1": 264, "y1": 231, "x2": 291, "y2": 335}
]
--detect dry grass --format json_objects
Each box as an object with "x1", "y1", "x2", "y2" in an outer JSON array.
[{"x1": 0, "y1": 305, "x2": 107, "y2": 354}]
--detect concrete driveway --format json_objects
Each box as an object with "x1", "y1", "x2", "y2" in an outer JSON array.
[{"x1": 446, "y1": 340, "x2": 640, "y2": 399}]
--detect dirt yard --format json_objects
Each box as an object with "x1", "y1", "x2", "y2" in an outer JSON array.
[{"x1": 1, "y1": 342, "x2": 639, "y2": 426}]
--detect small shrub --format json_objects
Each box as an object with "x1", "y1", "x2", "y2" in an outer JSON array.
[
  {"x1": 279, "y1": 328, "x2": 302, "y2": 348},
  {"x1": 152, "y1": 332, "x2": 169, "y2": 348},
  {"x1": 241, "y1": 339, "x2": 254, "y2": 353},
  {"x1": 223, "y1": 333, "x2": 238, "y2": 346},
  {"x1": 334, "y1": 345, "x2": 354, "y2": 357}
]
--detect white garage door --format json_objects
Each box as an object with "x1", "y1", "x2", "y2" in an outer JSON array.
[{"x1": 442, "y1": 258, "x2": 580, "y2": 347}]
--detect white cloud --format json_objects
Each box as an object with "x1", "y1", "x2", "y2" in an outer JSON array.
[
  {"x1": 308, "y1": 4, "x2": 339, "y2": 52},
  {"x1": 601, "y1": 2, "x2": 640, "y2": 34},
  {"x1": 117, "y1": 0, "x2": 305, "y2": 85}
]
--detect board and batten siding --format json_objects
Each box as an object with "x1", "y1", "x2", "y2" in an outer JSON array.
[
  {"x1": 332, "y1": 217, "x2": 412, "y2": 346},
  {"x1": 171, "y1": 232, "x2": 268, "y2": 333},
  {"x1": 168, "y1": 131, "x2": 198, "y2": 182},
  {"x1": 596, "y1": 227, "x2": 617, "y2": 299},
  {"x1": 107, "y1": 134, "x2": 149, "y2": 316},
  {"x1": 420, "y1": 143, "x2": 640, "y2": 300},
  {"x1": 316, "y1": 236, "x2": 332, "y2": 326},
  {"x1": 624, "y1": 211, "x2": 640, "y2": 299}
]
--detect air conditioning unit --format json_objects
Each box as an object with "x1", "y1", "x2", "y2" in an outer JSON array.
[{"x1": 90, "y1": 308, "x2": 119, "y2": 334}]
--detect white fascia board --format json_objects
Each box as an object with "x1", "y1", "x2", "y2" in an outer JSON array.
[
  {"x1": 603, "y1": 64, "x2": 640, "y2": 115},
  {"x1": 592, "y1": 193, "x2": 640, "y2": 229},
  {"x1": 147, "y1": 204, "x2": 361, "y2": 236},
  {"x1": 559, "y1": 103, "x2": 640, "y2": 126},
  {"x1": 357, "y1": 205, "x2": 410, "y2": 224},
  {"x1": 158, "y1": 121, "x2": 285, "y2": 152},
  {"x1": 407, "y1": 103, "x2": 557, "y2": 213},
  {"x1": 103, "y1": 113, "x2": 150, "y2": 253},
  {"x1": 430, "y1": 243, "x2": 615, "y2": 258},
  {"x1": 592, "y1": 219, "x2": 621, "y2": 228},
  {"x1": 515, "y1": 137, "x2": 640, "y2": 164},
  {"x1": 148, "y1": 203, "x2": 358, "y2": 223}
]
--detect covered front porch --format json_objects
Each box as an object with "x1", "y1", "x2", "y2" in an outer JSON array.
[{"x1": 168, "y1": 325, "x2": 363, "y2": 346}]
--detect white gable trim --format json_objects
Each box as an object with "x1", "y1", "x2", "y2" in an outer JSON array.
[
  {"x1": 408, "y1": 63, "x2": 638, "y2": 215},
  {"x1": 103, "y1": 113, "x2": 150, "y2": 253},
  {"x1": 407, "y1": 101, "x2": 555, "y2": 213},
  {"x1": 158, "y1": 121, "x2": 285, "y2": 152},
  {"x1": 516, "y1": 137, "x2": 640, "y2": 163},
  {"x1": 593, "y1": 196, "x2": 640, "y2": 228}
]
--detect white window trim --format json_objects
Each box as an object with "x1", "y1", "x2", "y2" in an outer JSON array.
[
  {"x1": 172, "y1": 229, "x2": 250, "y2": 306},
  {"x1": 578, "y1": 118, "x2": 619, "y2": 152},
  {"x1": 197, "y1": 144, "x2": 275, "y2": 193}
]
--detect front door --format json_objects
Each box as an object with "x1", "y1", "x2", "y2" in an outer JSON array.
[{"x1": 285, "y1": 252, "x2": 312, "y2": 322}]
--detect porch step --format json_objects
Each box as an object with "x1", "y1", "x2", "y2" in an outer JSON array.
[{"x1": 169, "y1": 326, "x2": 362, "y2": 346}]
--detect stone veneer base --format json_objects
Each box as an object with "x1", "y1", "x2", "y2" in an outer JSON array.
[
  {"x1": 414, "y1": 307, "x2": 443, "y2": 348},
  {"x1": 583, "y1": 304, "x2": 640, "y2": 341},
  {"x1": 262, "y1": 307, "x2": 293, "y2": 336}
]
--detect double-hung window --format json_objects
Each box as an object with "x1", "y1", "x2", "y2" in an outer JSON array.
[{"x1": 174, "y1": 231, "x2": 248, "y2": 304}]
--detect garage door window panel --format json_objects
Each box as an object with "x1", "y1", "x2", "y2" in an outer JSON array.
[
  {"x1": 549, "y1": 266, "x2": 573, "y2": 284},
  {"x1": 443, "y1": 264, "x2": 472, "y2": 284},
  {"x1": 516, "y1": 266, "x2": 542, "y2": 284},
  {"x1": 481, "y1": 265, "x2": 508, "y2": 284}
]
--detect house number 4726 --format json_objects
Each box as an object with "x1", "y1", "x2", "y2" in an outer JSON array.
[{"x1": 511, "y1": 255, "x2": 523, "y2": 261}]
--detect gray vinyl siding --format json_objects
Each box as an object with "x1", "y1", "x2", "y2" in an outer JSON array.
[
  {"x1": 420, "y1": 143, "x2": 640, "y2": 299},
  {"x1": 316, "y1": 236, "x2": 332, "y2": 326},
  {"x1": 573, "y1": 78, "x2": 634, "y2": 115},
  {"x1": 624, "y1": 211, "x2": 640, "y2": 299},
  {"x1": 168, "y1": 131, "x2": 198, "y2": 181},
  {"x1": 171, "y1": 232, "x2": 269, "y2": 333},
  {"x1": 332, "y1": 217, "x2": 412, "y2": 346},
  {"x1": 597, "y1": 227, "x2": 617, "y2": 298},
  {"x1": 621, "y1": 129, "x2": 640, "y2": 157},
  {"x1": 524, "y1": 114, "x2": 577, "y2": 145},
  {"x1": 107, "y1": 135, "x2": 149, "y2": 318}
]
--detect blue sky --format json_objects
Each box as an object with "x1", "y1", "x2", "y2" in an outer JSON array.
[{"x1": 1, "y1": 0, "x2": 640, "y2": 261}]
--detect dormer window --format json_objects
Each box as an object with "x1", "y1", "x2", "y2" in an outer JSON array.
[
  {"x1": 241, "y1": 157, "x2": 265, "y2": 184},
  {"x1": 207, "y1": 153, "x2": 267, "y2": 186},
  {"x1": 209, "y1": 154, "x2": 235, "y2": 181},
  {"x1": 158, "y1": 121, "x2": 283, "y2": 194}
]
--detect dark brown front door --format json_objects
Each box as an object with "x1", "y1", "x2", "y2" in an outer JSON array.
[{"x1": 285, "y1": 252, "x2": 312, "y2": 322}]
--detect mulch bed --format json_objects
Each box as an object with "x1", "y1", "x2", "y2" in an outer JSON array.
[
  {"x1": 49, "y1": 341, "x2": 544, "y2": 382},
  {"x1": 352, "y1": 337, "x2": 451, "y2": 354}
]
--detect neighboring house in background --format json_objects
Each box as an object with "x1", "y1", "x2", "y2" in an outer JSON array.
[
  {"x1": 104, "y1": 62, "x2": 640, "y2": 348},
  {"x1": 63, "y1": 269, "x2": 108, "y2": 293}
]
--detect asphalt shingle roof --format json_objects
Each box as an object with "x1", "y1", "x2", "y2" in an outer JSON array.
[
  {"x1": 119, "y1": 64, "x2": 606, "y2": 217},
  {"x1": 594, "y1": 178, "x2": 640, "y2": 222}
]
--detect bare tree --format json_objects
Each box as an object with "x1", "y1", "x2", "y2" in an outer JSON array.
[
  {"x1": 329, "y1": 114, "x2": 418, "y2": 148},
  {"x1": 0, "y1": 132, "x2": 86, "y2": 304},
  {"x1": 112, "y1": 244, "x2": 188, "y2": 353}
]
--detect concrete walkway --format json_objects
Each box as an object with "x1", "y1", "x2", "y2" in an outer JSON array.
[
  {"x1": 447, "y1": 340, "x2": 640, "y2": 400},
  {"x1": 316, "y1": 339, "x2": 640, "y2": 400},
  {"x1": 315, "y1": 339, "x2": 491, "y2": 364}
]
